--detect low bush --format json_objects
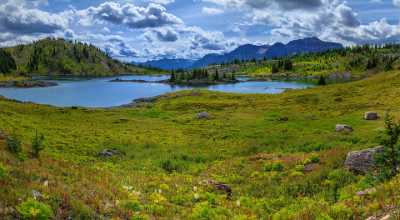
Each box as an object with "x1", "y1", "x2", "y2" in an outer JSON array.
[
  {"x1": 264, "y1": 162, "x2": 285, "y2": 172},
  {"x1": 16, "y1": 198, "x2": 54, "y2": 220}
]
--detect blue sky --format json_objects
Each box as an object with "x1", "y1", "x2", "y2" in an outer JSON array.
[{"x1": 0, "y1": 0, "x2": 400, "y2": 62}]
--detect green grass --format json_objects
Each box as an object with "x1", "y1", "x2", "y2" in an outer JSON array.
[{"x1": 1, "y1": 71, "x2": 400, "y2": 218}]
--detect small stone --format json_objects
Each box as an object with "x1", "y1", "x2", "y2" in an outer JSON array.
[
  {"x1": 197, "y1": 112, "x2": 210, "y2": 119},
  {"x1": 278, "y1": 116, "x2": 289, "y2": 122},
  {"x1": 304, "y1": 163, "x2": 319, "y2": 172},
  {"x1": 356, "y1": 188, "x2": 376, "y2": 196},
  {"x1": 202, "y1": 179, "x2": 232, "y2": 199},
  {"x1": 32, "y1": 190, "x2": 43, "y2": 200},
  {"x1": 0, "y1": 130, "x2": 6, "y2": 139},
  {"x1": 98, "y1": 149, "x2": 121, "y2": 158},
  {"x1": 336, "y1": 124, "x2": 353, "y2": 132},
  {"x1": 365, "y1": 112, "x2": 379, "y2": 120}
]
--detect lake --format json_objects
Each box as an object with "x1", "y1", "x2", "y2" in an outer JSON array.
[{"x1": 0, "y1": 75, "x2": 311, "y2": 108}]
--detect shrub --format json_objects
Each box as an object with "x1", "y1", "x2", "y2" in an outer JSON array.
[
  {"x1": 309, "y1": 155, "x2": 321, "y2": 164},
  {"x1": 16, "y1": 199, "x2": 54, "y2": 220},
  {"x1": 325, "y1": 169, "x2": 356, "y2": 202},
  {"x1": 160, "y1": 159, "x2": 185, "y2": 173},
  {"x1": 123, "y1": 200, "x2": 142, "y2": 212},
  {"x1": 32, "y1": 131, "x2": 45, "y2": 158},
  {"x1": 0, "y1": 163, "x2": 7, "y2": 180},
  {"x1": 191, "y1": 202, "x2": 230, "y2": 220},
  {"x1": 329, "y1": 204, "x2": 353, "y2": 219},
  {"x1": 6, "y1": 133, "x2": 22, "y2": 154},
  {"x1": 264, "y1": 162, "x2": 285, "y2": 172},
  {"x1": 70, "y1": 200, "x2": 95, "y2": 220}
]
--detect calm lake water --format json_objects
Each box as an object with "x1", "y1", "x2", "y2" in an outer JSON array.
[{"x1": 0, "y1": 75, "x2": 311, "y2": 108}]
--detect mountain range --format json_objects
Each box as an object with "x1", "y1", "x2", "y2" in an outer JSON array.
[{"x1": 140, "y1": 37, "x2": 343, "y2": 70}]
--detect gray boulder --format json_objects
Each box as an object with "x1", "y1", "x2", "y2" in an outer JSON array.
[
  {"x1": 98, "y1": 149, "x2": 121, "y2": 158},
  {"x1": 344, "y1": 146, "x2": 384, "y2": 173},
  {"x1": 197, "y1": 112, "x2": 210, "y2": 119},
  {"x1": 364, "y1": 112, "x2": 379, "y2": 120},
  {"x1": 336, "y1": 124, "x2": 353, "y2": 132}
]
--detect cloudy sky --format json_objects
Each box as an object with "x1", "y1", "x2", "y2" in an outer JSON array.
[{"x1": 0, "y1": 0, "x2": 400, "y2": 62}]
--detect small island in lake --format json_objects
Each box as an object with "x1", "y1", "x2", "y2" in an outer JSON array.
[
  {"x1": 169, "y1": 69, "x2": 238, "y2": 85},
  {"x1": 111, "y1": 68, "x2": 238, "y2": 85}
]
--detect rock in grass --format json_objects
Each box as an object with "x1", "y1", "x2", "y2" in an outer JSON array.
[
  {"x1": 278, "y1": 116, "x2": 289, "y2": 122},
  {"x1": 202, "y1": 179, "x2": 232, "y2": 199},
  {"x1": 0, "y1": 130, "x2": 6, "y2": 139},
  {"x1": 356, "y1": 187, "x2": 376, "y2": 196},
  {"x1": 364, "y1": 112, "x2": 379, "y2": 120},
  {"x1": 98, "y1": 149, "x2": 121, "y2": 158},
  {"x1": 336, "y1": 124, "x2": 353, "y2": 132},
  {"x1": 197, "y1": 112, "x2": 210, "y2": 119},
  {"x1": 344, "y1": 146, "x2": 384, "y2": 174}
]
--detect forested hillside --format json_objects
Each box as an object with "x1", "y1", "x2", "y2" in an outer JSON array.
[
  {"x1": 212, "y1": 44, "x2": 400, "y2": 80},
  {"x1": 0, "y1": 38, "x2": 155, "y2": 76}
]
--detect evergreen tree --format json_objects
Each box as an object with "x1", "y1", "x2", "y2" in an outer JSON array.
[
  {"x1": 376, "y1": 113, "x2": 400, "y2": 179},
  {"x1": 0, "y1": 49, "x2": 17, "y2": 74},
  {"x1": 318, "y1": 75, "x2": 327, "y2": 86}
]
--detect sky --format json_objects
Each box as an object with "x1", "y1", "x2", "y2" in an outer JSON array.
[{"x1": 0, "y1": 0, "x2": 400, "y2": 62}]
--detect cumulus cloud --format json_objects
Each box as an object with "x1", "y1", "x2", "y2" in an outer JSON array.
[
  {"x1": 224, "y1": 0, "x2": 400, "y2": 46},
  {"x1": 394, "y1": 0, "x2": 400, "y2": 7},
  {"x1": 0, "y1": 1, "x2": 68, "y2": 34},
  {"x1": 78, "y1": 2, "x2": 183, "y2": 29}
]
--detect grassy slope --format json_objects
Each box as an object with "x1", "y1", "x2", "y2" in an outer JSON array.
[
  {"x1": 1, "y1": 38, "x2": 163, "y2": 77},
  {"x1": 1, "y1": 71, "x2": 400, "y2": 219}
]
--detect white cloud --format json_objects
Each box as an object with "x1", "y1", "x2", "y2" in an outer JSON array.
[
  {"x1": 78, "y1": 2, "x2": 183, "y2": 29},
  {"x1": 202, "y1": 7, "x2": 224, "y2": 15},
  {"x1": 394, "y1": 0, "x2": 400, "y2": 7},
  {"x1": 0, "y1": 1, "x2": 68, "y2": 34}
]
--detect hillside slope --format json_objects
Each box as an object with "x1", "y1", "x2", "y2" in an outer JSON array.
[
  {"x1": 1, "y1": 38, "x2": 155, "y2": 76},
  {"x1": 1, "y1": 71, "x2": 400, "y2": 218}
]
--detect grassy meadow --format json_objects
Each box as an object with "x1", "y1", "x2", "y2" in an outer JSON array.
[{"x1": 1, "y1": 70, "x2": 400, "y2": 219}]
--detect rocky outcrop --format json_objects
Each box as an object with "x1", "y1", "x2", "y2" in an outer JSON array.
[
  {"x1": 364, "y1": 112, "x2": 379, "y2": 120},
  {"x1": 336, "y1": 124, "x2": 353, "y2": 132},
  {"x1": 344, "y1": 146, "x2": 384, "y2": 173}
]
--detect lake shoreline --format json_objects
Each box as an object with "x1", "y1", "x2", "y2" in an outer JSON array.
[
  {"x1": 110, "y1": 77, "x2": 241, "y2": 86},
  {"x1": 0, "y1": 80, "x2": 58, "y2": 88}
]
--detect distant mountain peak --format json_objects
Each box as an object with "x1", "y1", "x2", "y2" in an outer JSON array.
[{"x1": 138, "y1": 37, "x2": 343, "y2": 70}]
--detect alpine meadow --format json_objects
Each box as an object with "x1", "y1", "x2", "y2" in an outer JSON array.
[{"x1": 1, "y1": 0, "x2": 400, "y2": 220}]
